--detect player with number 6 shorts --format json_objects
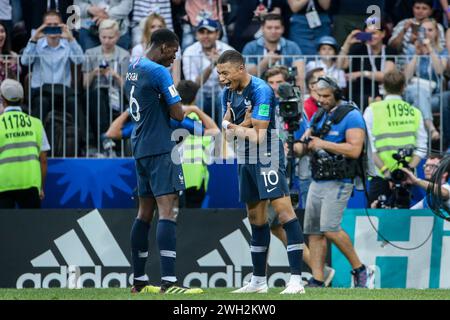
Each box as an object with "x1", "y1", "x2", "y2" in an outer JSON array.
[
  {"x1": 218, "y1": 50, "x2": 306, "y2": 294},
  {"x1": 124, "y1": 29, "x2": 202, "y2": 295}
]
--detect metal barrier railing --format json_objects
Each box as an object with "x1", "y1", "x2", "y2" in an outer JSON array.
[{"x1": 0, "y1": 54, "x2": 447, "y2": 157}]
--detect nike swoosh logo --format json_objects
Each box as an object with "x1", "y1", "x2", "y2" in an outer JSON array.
[{"x1": 267, "y1": 187, "x2": 277, "y2": 193}]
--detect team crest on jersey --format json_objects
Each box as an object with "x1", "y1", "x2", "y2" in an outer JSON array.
[
  {"x1": 168, "y1": 85, "x2": 179, "y2": 98},
  {"x1": 244, "y1": 98, "x2": 252, "y2": 107}
]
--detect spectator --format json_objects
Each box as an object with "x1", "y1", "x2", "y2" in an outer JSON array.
[
  {"x1": 0, "y1": 79, "x2": 50, "y2": 209},
  {"x1": 21, "y1": 10, "x2": 84, "y2": 121},
  {"x1": 303, "y1": 67, "x2": 325, "y2": 121},
  {"x1": 338, "y1": 19, "x2": 397, "y2": 109},
  {"x1": 385, "y1": 0, "x2": 415, "y2": 26},
  {"x1": 22, "y1": 0, "x2": 73, "y2": 38},
  {"x1": 228, "y1": 0, "x2": 285, "y2": 52},
  {"x1": 0, "y1": 0, "x2": 13, "y2": 39},
  {"x1": 131, "y1": 13, "x2": 181, "y2": 85},
  {"x1": 306, "y1": 36, "x2": 346, "y2": 89},
  {"x1": 0, "y1": 21, "x2": 20, "y2": 82},
  {"x1": 331, "y1": 0, "x2": 386, "y2": 47},
  {"x1": 404, "y1": 18, "x2": 447, "y2": 141},
  {"x1": 74, "y1": 0, "x2": 132, "y2": 51},
  {"x1": 242, "y1": 13, "x2": 305, "y2": 90},
  {"x1": 130, "y1": 0, "x2": 174, "y2": 47},
  {"x1": 389, "y1": 0, "x2": 445, "y2": 54},
  {"x1": 83, "y1": 19, "x2": 129, "y2": 152},
  {"x1": 181, "y1": 0, "x2": 226, "y2": 50},
  {"x1": 287, "y1": 0, "x2": 332, "y2": 56},
  {"x1": 182, "y1": 18, "x2": 234, "y2": 124},
  {"x1": 402, "y1": 154, "x2": 450, "y2": 209},
  {"x1": 364, "y1": 69, "x2": 427, "y2": 207}
]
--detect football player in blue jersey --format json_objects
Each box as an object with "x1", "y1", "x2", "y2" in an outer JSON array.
[
  {"x1": 218, "y1": 50, "x2": 306, "y2": 294},
  {"x1": 125, "y1": 29, "x2": 202, "y2": 294}
]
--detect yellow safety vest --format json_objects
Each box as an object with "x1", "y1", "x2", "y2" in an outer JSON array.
[
  {"x1": 0, "y1": 109, "x2": 43, "y2": 192},
  {"x1": 370, "y1": 99, "x2": 421, "y2": 175},
  {"x1": 180, "y1": 112, "x2": 210, "y2": 190}
]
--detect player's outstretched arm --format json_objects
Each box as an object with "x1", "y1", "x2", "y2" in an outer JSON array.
[
  {"x1": 105, "y1": 111, "x2": 130, "y2": 140},
  {"x1": 183, "y1": 105, "x2": 220, "y2": 136},
  {"x1": 169, "y1": 102, "x2": 185, "y2": 121}
]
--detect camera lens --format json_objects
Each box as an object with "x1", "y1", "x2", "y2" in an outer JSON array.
[{"x1": 391, "y1": 169, "x2": 405, "y2": 182}]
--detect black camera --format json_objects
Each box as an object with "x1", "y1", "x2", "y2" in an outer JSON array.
[
  {"x1": 390, "y1": 148, "x2": 414, "y2": 184},
  {"x1": 386, "y1": 148, "x2": 414, "y2": 208},
  {"x1": 277, "y1": 69, "x2": 302, "y2": 132},
  {"x1": 311, "y1": 149, "x2": 346, "y2": 180}
]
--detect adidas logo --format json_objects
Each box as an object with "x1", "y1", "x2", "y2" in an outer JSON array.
[
  {"x1": 16, "y1": 210, "x2": 132, "y2": 289},
  {"x1": 182, "y1": 218, "x2": 295, "y2": 288}
]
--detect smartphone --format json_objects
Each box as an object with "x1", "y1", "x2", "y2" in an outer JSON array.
[
  {"x1": 417, "y1": 26, "x2": 426, "y2": 44},
  {"x1": 99, "y1": 60, "x2": 109, "y2": 69},
  {"x1": 411, "y1": 22, "x2": 420, "y2": 34},
  {"x1": 355, "y1": 32, "x2": 373, "y2": 42},
  {"x1": 43, "y1": 26, "x2": 62, "y2": 35}
]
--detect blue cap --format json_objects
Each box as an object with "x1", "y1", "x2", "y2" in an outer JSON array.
[
  {"x1": 317, "y1": 36, "x2": 338, "y2": 51},
  {"x1": 196, "y1": 19, "x2": 220, "y2": 32}
]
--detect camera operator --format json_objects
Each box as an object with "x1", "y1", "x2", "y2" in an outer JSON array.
[
  {"x1": 363, "y1": 69, "x2": 427, "y2": 208},
  {"x1": 404, "y1": 155, "x2": 449, "y2": 209},
  {"x1": 293, "y1": 76, "x2": 375, "y2": 288}
]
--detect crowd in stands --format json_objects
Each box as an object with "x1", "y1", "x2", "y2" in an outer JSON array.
[{"x1": 0, "y1": 0, "x2": 450, "y2": 157}]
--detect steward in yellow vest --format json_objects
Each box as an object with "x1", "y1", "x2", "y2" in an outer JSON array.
[
  {"x1": 176, "y1": 80, "x2": 220, "y2": 208},
  {"x1": 363, "y1": 70, "x2": 428, "y2": 206},
  {"x1": 0, "y1": 79, "x2": 49, "y2": 208}
]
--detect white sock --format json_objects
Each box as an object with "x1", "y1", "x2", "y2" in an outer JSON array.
[
  {"x1": 289, "y1": 275, "x2": 302, "y2": 285},
  {"x1": 250, "y1": 275, "x2": 267, "y2": 286}
]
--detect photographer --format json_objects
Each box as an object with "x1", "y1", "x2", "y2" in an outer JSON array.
[
  {"x1": 402, "y1": 155, "x2": 450, "y2": 209},
  {"x1": 293, "y1": 76, "x2": 374, "y2": 288},
  {"x1": 364, "y1": 69, "x2": 427, "y2": 208},
  {"x1": 372, "y1": 154, "x2": 450, "y2": 209}
]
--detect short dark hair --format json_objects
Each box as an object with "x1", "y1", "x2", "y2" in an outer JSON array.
[
  {"x1": 264, "y1": 66, "x2": 288, "y2": 81},
  {"x1": 383, "y1": 69, "x2": 405, "y2": 94},
  {"x1": 262, "y1": 13, "x2": 284, "y2": 26},
  {"x1": 150, "y1": 28, "x2": 179, "y2": 47},
  {"x1": 305, "y1": 67, "x2": 324, "y2": 86},
  {"x1": 176, "y1": 80, "x2": 199, "y2": 105},
  {"x1": 413, "y1": 0, "x2": 433, "y2": 8},
  {"x1": 43, "y1": 9, "x2": 62, "y2": 22},
  {"x1": 428, "y1": 153, "x2": 444, "y2": 161},
  {"x1": 217, "y1": 50, "x2": 244, "y2": 66}
]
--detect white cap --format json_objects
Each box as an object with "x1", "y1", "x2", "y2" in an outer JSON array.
[{"x1": 0, "y1": 79, "x2": 24, "y2": 102}]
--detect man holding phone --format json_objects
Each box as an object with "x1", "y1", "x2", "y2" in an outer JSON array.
[
  {"x1": 21, "y1": 10, "x2": 84, "y2": 139},
  {"x1": 337, "y1": 19, "x2": 397, "y2": 109}
]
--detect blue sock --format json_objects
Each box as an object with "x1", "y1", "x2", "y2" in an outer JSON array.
[
  {"x1": 157, "y1": 219, "x2": 177, "y2": 282},
  {"x1": 283, "y1": 218, "x2": 304, "y2": 275},
  {"x1": 250, "y1": 223, "x2": 271, "y2": 277},
  {"x1": 130, "y1": 218, "x2": 150, "y2": 279}
]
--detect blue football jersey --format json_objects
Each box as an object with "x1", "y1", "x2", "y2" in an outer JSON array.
[
  {"x1": 125, "y1": 57, "x2": 181, "y2": 159},
  {"x1": 221, "y1": 76, "x2": 281, "y2": 163}
]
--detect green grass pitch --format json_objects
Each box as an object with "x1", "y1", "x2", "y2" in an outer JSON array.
[{"x1": 1, "y1": 288, "x2": 450, "y2": 300}]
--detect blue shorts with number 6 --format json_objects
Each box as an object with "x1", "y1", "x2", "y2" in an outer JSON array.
[
  {"x1": 238, "y1": 158, "x2": 289, "y2": 203},
  {"x1": 135, "y1": 152, "x2": 185, "y2": 198}
]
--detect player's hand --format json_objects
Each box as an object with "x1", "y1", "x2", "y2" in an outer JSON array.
[
  {"x1": 39, "y1": 189, "x2": 45, "y2": 200},
  {"x1": 307, "y1": 136, "x2": 326, "y2": 151},
  {"x1": 239, "y1": 106, "x2": 253, "y2": 128}
]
